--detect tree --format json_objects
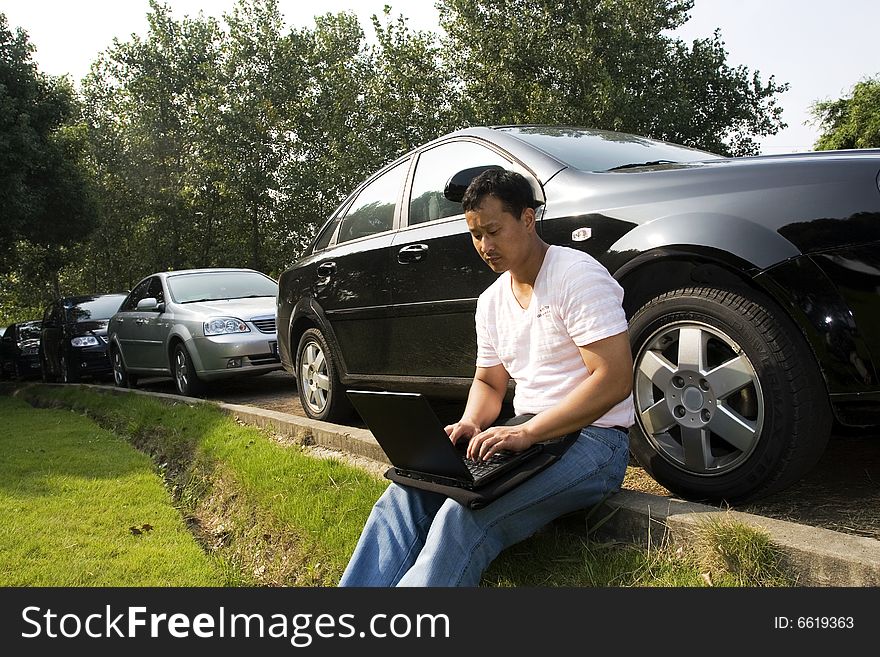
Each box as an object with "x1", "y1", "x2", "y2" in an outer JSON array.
[
  {"x1": 362, "y1": 9, "x2": 463, "y2": 164},
  {"x1": 437, "y1": 0, "x2": 788, "y2": 156},
  {"x1": 216, "y1": 0, "x2": 307, "y2": 273},
  {"x1": 0, "y1": 13, "x2": 94, "y2": 276},
  {"x1": 811, "y1": 76, "x2": 880, "y2": 150},
  {"x1": 80, "y1": 0, "x2": 226, "y2": 287}
]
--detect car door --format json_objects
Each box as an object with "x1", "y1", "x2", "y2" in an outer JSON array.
[
  {"x1": 388, "y1": 139, "x2": 543, "y2": 377},
  {"x1": 41, "y1": 304, "x2": 64, "y2": 376},
  {"x1": 111, "y1": 278, "x2": 152, "y2": 369},
  {"x1": 139, "y1": 277, "x2": 171, "y2": 371},
  {"x1": 314, "y1": 159, "x2": 410, "y2": 375},
  {"x1": 0, "y1": 325, "x2": 16, "y2": 375}
]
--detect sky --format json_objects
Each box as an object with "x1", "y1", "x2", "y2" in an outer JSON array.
[{"x1": 3, "y1": 0, "x2": 878, "y2": 154}]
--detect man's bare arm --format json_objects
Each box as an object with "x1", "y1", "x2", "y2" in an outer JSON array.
[
  {"x1": 445, "y1": 364, "x2": 509, "y2": 445},
  {"x1": 467, "y1": 331, "x2": 633, "y2": 460}
]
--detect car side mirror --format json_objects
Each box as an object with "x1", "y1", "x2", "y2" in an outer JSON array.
[
  {"x1": 137, "y1": 297, "x2": 163, "y2": 312},
  {"x1": 443, "y1": 165, "x2": 506, "y2": 203}
]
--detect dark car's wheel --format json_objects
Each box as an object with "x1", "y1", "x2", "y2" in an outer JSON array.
[
  {"x1": 296, "y1": 328, "x2": 351, "y2": 423},
  {"x1": 112, "y1": 348, "x2": 137, "y2": 388},
  {"x1": 173, "y1": 343, "x2": 204, "y2": 397},
  {"x1": 60, "y1": 355, "x2": 80, "y2": 384},
  {"x1": 628, "y1": 286, "x2": 832, "y2": 504}
]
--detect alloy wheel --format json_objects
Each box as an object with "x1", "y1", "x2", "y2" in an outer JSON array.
[
  {"x1": 174, "y1": 348, "x2": 189, "y2": 394},
  {"x1": 113, "y1": 351, "x2": 125, "y2": 386},
  {"x1": 300, "y1": 339, "x2": 330, "y2": 415},
  {"x1": 633, "y1": 320, "x2": 764, "y2": 477}
]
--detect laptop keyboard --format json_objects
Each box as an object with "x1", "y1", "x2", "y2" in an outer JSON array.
[{"x1": 463, "y1": 451, "x2": 515, "y2": 478}]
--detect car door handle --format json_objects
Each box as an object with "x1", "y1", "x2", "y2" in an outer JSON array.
[
  {"x1": 135, "y1": 318, "x2": 148, "y2": 325},
  {"x1": 397, "y1": 244, "x2": 429, "y2": 264},
  {"x1": 317, "y1": 261, "x2": 337, "y2": 277}
]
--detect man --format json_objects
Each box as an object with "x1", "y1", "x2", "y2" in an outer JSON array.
[{"x1": 339, "y1": 169, "x2": 633, "y2": 587}]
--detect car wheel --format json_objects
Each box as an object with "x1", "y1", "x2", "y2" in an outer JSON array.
[
  {"x1": 296, "y1": 327, "x2": 351, "y2": 422},
  {"x1": 60, "y1": 355, "x2": 80, "y2": 384},
  {"x1": 628, "y1": 286, "x2": 832, "y2": 504},
  {"x1": 112, "y1": 348, "x2": 137, "y2": 388},
  {"x1": 173, "y1": 343, "x2": 204, "y2": 397}
]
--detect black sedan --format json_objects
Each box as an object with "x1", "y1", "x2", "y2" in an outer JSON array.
[
  {"x1": 276, "y1": 125, "x2": 880, "y2": 504},
  {"x1": 0, "y1": 320, "x2": 43, "y2": 379},
  {"x1": 40, "y1": 293, "x2": 128, "y2": 383}
]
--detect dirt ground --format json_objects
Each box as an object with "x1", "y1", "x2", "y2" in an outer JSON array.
[{"x1": 144, "y1": 371, "x2": 880, "y2": 542}]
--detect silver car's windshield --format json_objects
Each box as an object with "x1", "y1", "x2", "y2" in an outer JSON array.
[{"x1": 168, "y1": 271, "x2": 278, "y2": 304}]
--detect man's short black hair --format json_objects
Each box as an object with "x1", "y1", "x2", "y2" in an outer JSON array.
[{"x1": 461, "y1": 168, "x2": 536, "y2": 219}]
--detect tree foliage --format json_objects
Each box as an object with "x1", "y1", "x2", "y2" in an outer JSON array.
[
  {"x1": 1, "y1": 0, "x2": 793, "y2": 322},
  {"x1": 0, "y1": 13, "x2": 93, "y2": 282},
  {"x1": 437, "y1": 0, "x2": 787, "y2": 155},
  {"x1": 811, "y1": 76, "x2": 880, "y2": 150}
]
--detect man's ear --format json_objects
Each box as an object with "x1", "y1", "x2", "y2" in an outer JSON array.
[{"x1": 521, "y1": 206, "x2": 537, "y2": 231}]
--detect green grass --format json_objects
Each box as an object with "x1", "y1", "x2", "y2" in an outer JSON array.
[
  {"x1": 13, "y1": 385, "x2": 388, "y2": 585},
  {"x1": 0, "y1": 396, "x2": 223, "y2": 586},
  {"x1": 5, "y1": 385, "x2": 793, "y2": 587}
]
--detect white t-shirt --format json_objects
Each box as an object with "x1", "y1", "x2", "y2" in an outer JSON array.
[{"x1": 475, "y1": 245, "x2": 634, "y2": 427}]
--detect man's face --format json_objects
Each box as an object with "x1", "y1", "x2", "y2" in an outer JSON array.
[{"x1": 465, "y1": 195, "x2": 533, "y2": 273}]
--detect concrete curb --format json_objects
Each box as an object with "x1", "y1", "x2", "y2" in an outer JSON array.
[{"x1": 13, "y1": 383, "x2": 880, "y2": 586}]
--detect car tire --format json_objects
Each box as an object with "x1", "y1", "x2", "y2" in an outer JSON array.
[
  {"x1": 173, "y1": 343, "x2": 204, "y2": 397},
  {"x1": 295, "y1": 327, "x2": 351, "y2": 423},
  {"x1": 60, "y1": 355, "x2": 80, "y2": 384},
  {"x1": 628, "y1": 286, "x2": 832, "y2": 504},
  {"x1": 111, "y1": 348, "x2": 137, "y2": 388}
]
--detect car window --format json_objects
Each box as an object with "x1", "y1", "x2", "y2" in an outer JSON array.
[
  {"x1": 408, "y1": 142, "x2": 512, "y2": 225},
  {"x1": 313, "y1": 212, "x2": 345, "y2": 252},
  {"x1": 167, "y1": 271, "x2": 277, "y2": 304},
  {"x1": 147, "y1": 277, "x2": 165, "y2": 304},
  {"x1": 336, "y1": 161, "x2": 408, "y2": 244},
  {"x1": 49, "y1": 304, "x2": 63, "y2": 326},
  {"x1": 496, "y1": 126, "x2": 721, "y2": 171},
  {"x1": 122, "y1": 279, "x2": 152, "y2": 312},
  {"x1": 42, "y1": 307, "x2": 52, "y2": 327}
]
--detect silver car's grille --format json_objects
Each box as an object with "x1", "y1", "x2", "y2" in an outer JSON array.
[{"x1": 251, "y1": 317, "x2": 276, "y2": 333}]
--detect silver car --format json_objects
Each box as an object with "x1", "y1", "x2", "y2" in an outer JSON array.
[{"x1": 107, "y1": 268, "x2": 282, "y2": 396}]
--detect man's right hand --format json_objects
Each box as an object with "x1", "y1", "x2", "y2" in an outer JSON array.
[{"x1": 444, "y1": 419, "x2": 482, "y2": 446}]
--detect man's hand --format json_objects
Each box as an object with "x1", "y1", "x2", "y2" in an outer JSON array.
[
  {"x1": 465, "y1": 424, "x2": 536, "y2": 461},
  {"x1": 444, "y1": 419, "x2": 481, "y2": 446}
]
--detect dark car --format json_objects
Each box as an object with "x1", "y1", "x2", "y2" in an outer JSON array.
[
  {"x1": 0, "y1": 320, "x2": 43, "y2": 379},
  {"x1": 107, "y1": 268, "x2": 281, "y2": 396},
  {"x1": 40, "y1": 293, "x2": 128, "y2": 383},
  {"x1": 276, "y1": 125, "x2": 880, "y2": 504}
]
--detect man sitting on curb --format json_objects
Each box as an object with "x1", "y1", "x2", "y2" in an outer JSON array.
[{"x1": 339, "y1": 168, "x2": 634, "y2": 586}]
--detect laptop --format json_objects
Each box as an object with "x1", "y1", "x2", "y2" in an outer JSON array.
[{"x1": 346, "y1": 389, "x2": 544, "y2": 489}]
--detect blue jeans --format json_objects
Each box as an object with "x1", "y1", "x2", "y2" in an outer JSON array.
[{"x1": 338, "y1": 425, "x2": 629, "y2": 587}]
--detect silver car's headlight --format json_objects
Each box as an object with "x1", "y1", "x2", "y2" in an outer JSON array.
[
  {"x1": 71, "y1": 336, "x2": 100, "y2": 347},
  {"x1": 204, "y1": 317, "x2": 250, "y2": 336}
]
